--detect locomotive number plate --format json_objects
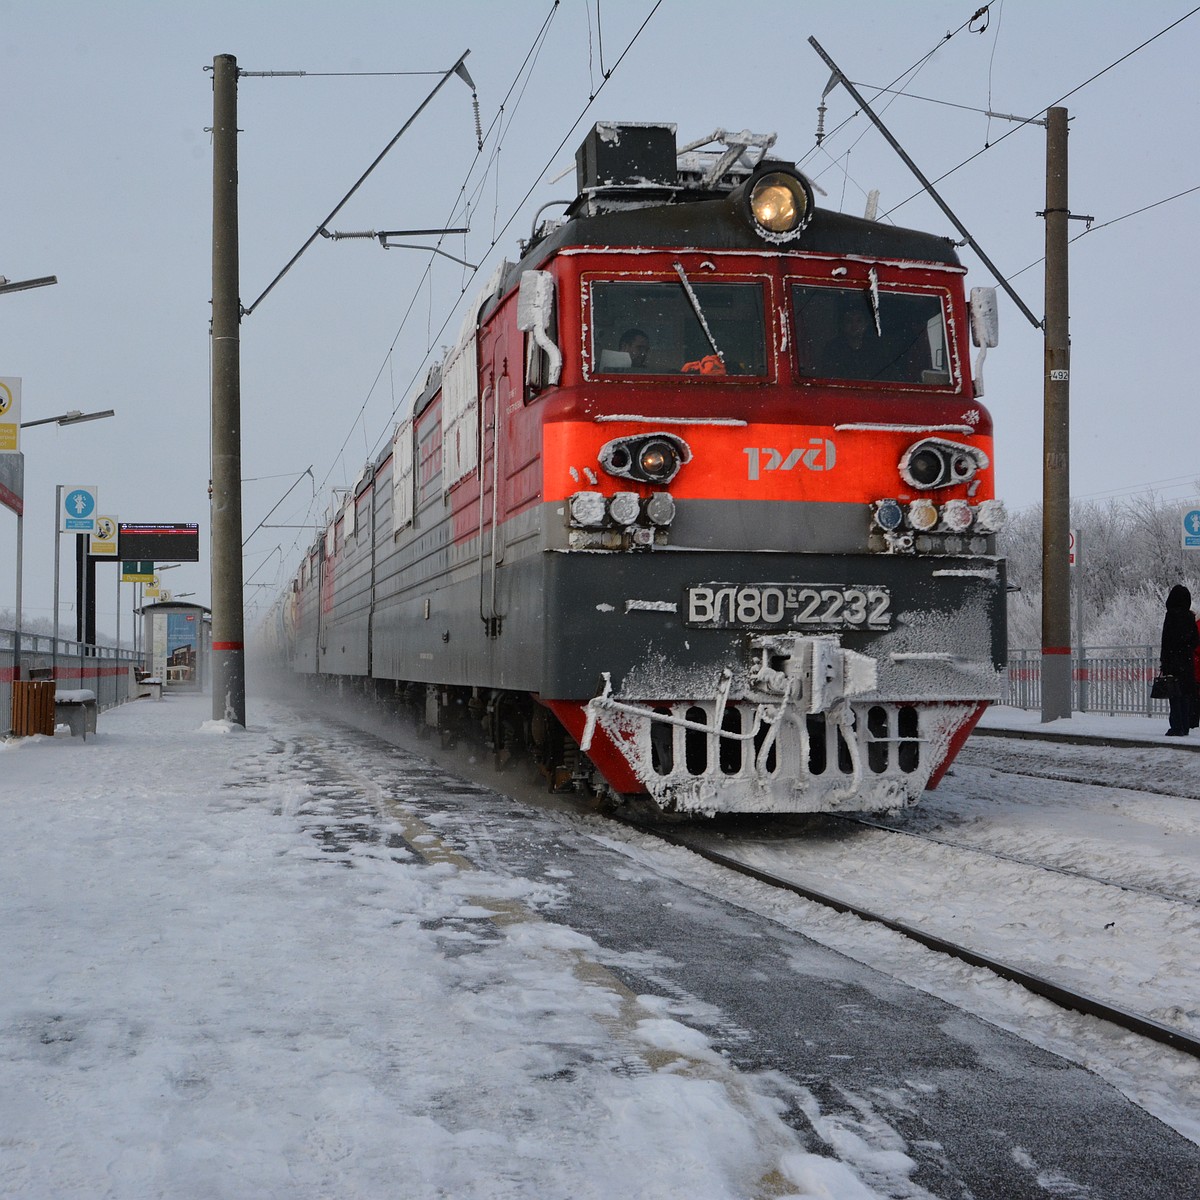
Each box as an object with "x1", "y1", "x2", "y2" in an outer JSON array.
[{"x1": 684, "y1": 583, "x2": 892, "y2": 631}]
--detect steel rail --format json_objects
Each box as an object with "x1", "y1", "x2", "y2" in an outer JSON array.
[
  {"x1": 655, "y1": 829, "x2": 1200, "y2": 1061},
  {"x1": 838, "y1": 814, "x2": 1200, "y2": 907}
]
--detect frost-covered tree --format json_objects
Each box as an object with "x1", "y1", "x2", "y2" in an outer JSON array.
[{"x1": 998, "y1": 493, "x2": 1200, "y2": 651}]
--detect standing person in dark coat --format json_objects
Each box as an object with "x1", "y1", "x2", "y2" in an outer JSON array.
[
  {"x1": 1160, "y1": 584, "x2": 1199, "y2": 735},
  {"x1": 1193, "y1": 608, "x2": 1200, "y2": 729}
]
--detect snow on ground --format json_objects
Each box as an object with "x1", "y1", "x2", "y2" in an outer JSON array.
[
  {"x1": 613, "y1": 705, "x2": 1200, "y2": 1149},
  {"x1": 700, "y1": 768, "x2": 1200, "y2": 1035},
  {"x1": 1, "y1": 693, "x2": 903, "y2": 1200}
]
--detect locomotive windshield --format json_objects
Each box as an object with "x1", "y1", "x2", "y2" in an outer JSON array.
[
  {"x1": 590, "y1": 281, "x2": 767, "y2": 377},
  {"x1": 793, "y1": 285, "x2": 950, "y2": 386}
]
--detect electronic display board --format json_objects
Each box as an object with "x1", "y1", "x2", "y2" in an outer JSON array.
[{"x1": 117, "y1": 522, "x2": 200, "y2": 562}]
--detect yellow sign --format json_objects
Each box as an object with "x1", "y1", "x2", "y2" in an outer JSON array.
[
  {"x1": 144, "y1": 577, "x2": 161, "y2": 599},
  {"x1": 0, "y1": 376, "x2": 20, "y2": 453},
  {"x1": 90, "y1": 514, "x2": 119, "y2": 557}
]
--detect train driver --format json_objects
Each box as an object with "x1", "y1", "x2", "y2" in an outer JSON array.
[{"x1": 618, "y1": 327, "x2": 651, "y2": 370}]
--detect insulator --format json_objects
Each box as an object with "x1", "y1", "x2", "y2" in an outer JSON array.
[
  {"x1": 815, "y1": 101, "x2": 827, "y2": 146},
  {"x1": 472, "y1": 91, "x2": 483, "y2": 152}
]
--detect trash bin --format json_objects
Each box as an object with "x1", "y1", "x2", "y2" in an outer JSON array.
[{"x1": 11, "y1": 680, "x2": 56, "y2": 736}]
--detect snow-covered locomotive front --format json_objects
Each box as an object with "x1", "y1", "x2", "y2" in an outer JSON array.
[{"x1": 274, "y1": 122, "x2": 1007, "y2": 816}]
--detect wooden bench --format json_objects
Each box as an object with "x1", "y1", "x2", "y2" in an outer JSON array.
[{"x1": 54, "y1": 689, "x2": 98, "y2": 740}]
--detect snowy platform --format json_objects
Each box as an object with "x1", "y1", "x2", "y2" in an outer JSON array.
[
  {"x1": 980, "y1": 705, "x2": 1200, "y2": 750},
  {"x1": 1, "y1": 693, "x2": 1197, "y2": 1197}
]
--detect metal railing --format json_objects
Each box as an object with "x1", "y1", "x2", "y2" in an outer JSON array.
[
  {"x1": 1005, "y1": 645, "x2": 1168, "y2": 716},
  {"x1": 1, "y1": 627, "x2": 143, "y2": 735}
]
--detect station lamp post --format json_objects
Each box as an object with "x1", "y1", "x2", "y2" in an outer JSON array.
[{"x1": 0, "y1": 275, "x2": 58, "y2": 296}]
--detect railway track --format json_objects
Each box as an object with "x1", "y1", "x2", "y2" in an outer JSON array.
[
  {"x1": 652, "y1": 819, "x2": 1200, "y2": 1061},
  {"x1": 842, "y1": 814, "x2": 1200, "y2": 906},
  {"x1": 289, "y1": 690, "x2": 1200, "y2": 1063}
]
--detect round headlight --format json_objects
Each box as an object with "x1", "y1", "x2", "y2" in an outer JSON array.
[
  {"x1": 747, "y1": 171, "x2": 813, "y2": 239},
  {"x1": 608, "y1": 491, "x2": 641, "y2": 526},
  {"x1": 645, "y1": 492, "x2": 676, "y2": 527},
  {"x1": 907, "y1": 499, "x2": 939, "y2": 531},
  {"x1": 907, "y1": 447, "x2": 945, "y2": 488},
  {"x1": 638, "y1": 439, "x2": 680, "y2": 482},
  {"x1": 873, "y1": 499, "x2": 904, "y2": 532},
  {"x1": 941, "y1": 499, "x2": 974, "y2": 533},
  {"x1": 951, "y1": 453, "x2": 976, "y2": 481},
  {"x1": 975, "y1": 498, "x2": 1007, "y2": 534},
  {"x1": 569, "y1": 491, "x2": 606, "y2": 528}
]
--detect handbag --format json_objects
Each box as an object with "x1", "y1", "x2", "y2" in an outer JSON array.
[{"x1": 1151, "y1": 673, "x2": 1180, "y2": 700}]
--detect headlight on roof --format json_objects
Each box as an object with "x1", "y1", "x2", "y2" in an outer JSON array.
[{"x1": 742, "y1": 168, "x2": 814, "y2": 241}]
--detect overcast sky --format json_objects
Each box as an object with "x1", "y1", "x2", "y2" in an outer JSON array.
[{"x1": 2, "y1": 0, "x2": 1198, "y2": 634}]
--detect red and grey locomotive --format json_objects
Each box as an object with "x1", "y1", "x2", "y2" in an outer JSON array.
[{"x1": 271, "y1": 122, "x2": 1007, "y2": 816}]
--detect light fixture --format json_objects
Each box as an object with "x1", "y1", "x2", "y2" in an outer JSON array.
[
  {"x1": 20, "y1": 408, "x2": 115, "y2": 429},
  {"x1": 872, "y1": 499, "x2": 904, "y2": 532},
  {"x1": 899, "y1": 438, "x2": 988, "y2": 490},
  {"x1": 608, "y1": 492, "x2": 641, "y2": 526},
  {"x1": 599, "y1": 433, "x2": 690, "y2": 485},
  {"x1": 569, "y1": 491, "x2": 606, "y2": 528},
  {"x1": 940, "y1": 500, "x2": 974, "y2": 533},
  {"x1": 974, "y1": 499, "x2": 1007, "y2": 534},
  {"x1": 906, "y1": 499, "x2": 939, "y2": 531},
  {"x1": 743, "y1": 169, "x2": 814, "y2": 241}
]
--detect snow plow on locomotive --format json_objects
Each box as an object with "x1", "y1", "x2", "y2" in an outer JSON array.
[{"x1": 270, "y1": 122, "x2": 1007, "y2": 817}]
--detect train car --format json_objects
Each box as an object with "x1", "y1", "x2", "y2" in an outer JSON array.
[{"x1": 271, "y1": 122, "x2": 1007, "y2": 816}]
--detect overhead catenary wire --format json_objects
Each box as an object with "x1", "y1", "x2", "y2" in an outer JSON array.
[
  {"x1": 314, "y1": 0, "x2": 665, "y2": 500},
  {"x1": 877, "y1": 4, "x2": 1200, "y2": 222},
  {"x1": 308, "y1": 0, "x2": 567, "y2": 502},
  {"x1": 1008, "y1": 183, "x2": 1200, "y2": 280},
  {"x1": 261, "y1": 0, "x2": 581, "y2": 582},
  {"x1": 243, "y1": 467, "x2": 314, "y2": 548},
  {"x1": 802, "y1": 3, "x2": 996, "y2": 184},
  {"x1": 241, "y1": 50, "x2": 475, "y2": 319}
]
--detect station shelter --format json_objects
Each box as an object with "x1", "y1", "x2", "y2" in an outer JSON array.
[{"x1": 138, "y1": 601, "x2": 211, "y2": 692}]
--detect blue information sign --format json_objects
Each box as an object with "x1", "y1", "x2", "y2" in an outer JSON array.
[
  {"x1": 1183, "y1": 509, "x2": 1200, "y2": 551},
  {"x1": 61, "y1": 485, "x2": 98, "y2": 532}
]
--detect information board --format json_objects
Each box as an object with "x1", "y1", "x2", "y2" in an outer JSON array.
[{"x1": 118, "y1": 522, "x2": 200, "y2": 561}]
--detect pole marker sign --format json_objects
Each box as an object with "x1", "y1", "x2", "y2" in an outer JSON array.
[{"x1": 61, "y1": 484, "x2": 99, "y2": 532}]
